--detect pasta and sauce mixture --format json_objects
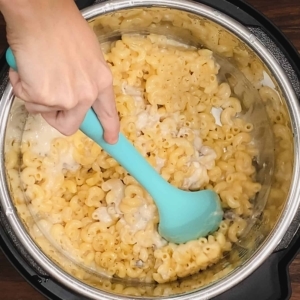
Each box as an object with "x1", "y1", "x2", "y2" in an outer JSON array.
[{"x1": 7, "y1": 34, "x2": 262, "y2": 283}]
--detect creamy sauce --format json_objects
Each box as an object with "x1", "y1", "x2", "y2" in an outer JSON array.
[
  {"x1": 148, "y1": 35, "x2": 194, "y2": 50},
  {"x1": 119, "y1": 201, "x2": 167, "y2": 249},
  {"x1": 122, "y1": 83, "x2": 146, "y2": 111},
  {"x1": 159, "y1": 122, "x2": 174, "y2": 136},
  {"x1": 92, "y1": 207, "x2": 113, "y2": 223},
  {"x1": 23, "y1": 114, "x2": 64, "y2": 156},
  {"x1": 198, "y1": 146, "x2": 217, "y2": 169},
  {"x1": 183, "y1": 162, "x2": 209, "y2": 190},
  {"x1": 135, "y1": 106, "x2": 160, "y2": 132},
  {"x1": 193, "y1": 135, "x2": 203, "y2": 152},
  {"x1": 211, "y1": 107, "x2": 222, "y2": 126},
  {"x1": 152, "y1": 231, "x2": 168, "y2": 248},
  {"x1": 5, "y1": 98, "x2": 27, "y2": 150},
  {"x1": 92, "y1": 172, "x2": 166, "y2": 248},
  {"x1": 13, "y1": 81, "x2": 217, "y2": 249},
  {"x1": 126, "y1": 84, "x2": 217, "y2": 190},
  {"x1": 101, "y1": 179, "x2": 125, "y2": 215},
  {"x1": 132, "y1": 203, "x2": 156, "y2": 231},
  {"x1": 155, "y1": 157, "x2": 166, "y2": 172},
  {"x1": 22, "y1": 113, "x2": 79, "y2": 176}
]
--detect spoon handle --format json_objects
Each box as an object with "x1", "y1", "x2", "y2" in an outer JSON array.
[
  {"x1": 81, "y1": 109, "x2": 167, "y2": 193},
  {"x1": 6, "y1": 47, "x2": 168, "y2": 198}
]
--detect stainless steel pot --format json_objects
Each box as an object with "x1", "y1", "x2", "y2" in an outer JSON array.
[{"x1": 0, "y1": 0, "x2": 300, "y2": 299}]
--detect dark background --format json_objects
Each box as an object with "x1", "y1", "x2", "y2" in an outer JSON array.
[{"x1": 0, "y1": 0, "x2": 299, "y2": 299}]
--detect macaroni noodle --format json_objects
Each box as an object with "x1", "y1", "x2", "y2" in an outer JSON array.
[{"x1": 9, "y1": 34, "x2": 262, "y2": 284}]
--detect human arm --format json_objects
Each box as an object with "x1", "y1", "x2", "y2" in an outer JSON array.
[{"x1": 0, "y1": 0, "x2": 119, "y2": 143}]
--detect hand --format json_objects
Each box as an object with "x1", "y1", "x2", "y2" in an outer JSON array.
[{"x1": 1, "y1": 0, "x2": 120, "y2": 144}]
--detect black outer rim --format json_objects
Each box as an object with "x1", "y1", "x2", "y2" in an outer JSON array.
[
  {"x1": 0, "y1": 0, "x2": 300, "y2": 299},
  {"x1": 229, "y1": 0, "x2": 300, "y2": 78},
  {"x1": 196, "y1": 0, "x2": 300, "y2": 80},
  {"x1": 0, "y1": 222, "x2": 90, "y2": 300}
]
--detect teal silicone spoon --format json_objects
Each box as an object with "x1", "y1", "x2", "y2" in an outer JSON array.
[{"x1": 6, "y1": 47, "x2": 223, "y2": 244}]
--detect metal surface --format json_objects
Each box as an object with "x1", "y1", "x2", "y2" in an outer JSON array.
[
  {"x1": 246, "y1": 26, "x2": 300, "y2": 251},
  {"x1": 0, "y1": 0, "x2": 300, "y2": 299}
]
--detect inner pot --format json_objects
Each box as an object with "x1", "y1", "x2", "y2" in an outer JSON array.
[{"x1": 0, "y1": 1, "x2": 300, "y2": 299}]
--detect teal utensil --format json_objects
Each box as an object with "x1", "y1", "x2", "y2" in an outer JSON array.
[{"x1": 6, "y1": 47, "x2": 223, "y2": 244}]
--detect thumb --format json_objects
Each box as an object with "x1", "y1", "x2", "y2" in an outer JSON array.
[{"x1": 92, "y1": 86, "x2": 120, "y2": 145}]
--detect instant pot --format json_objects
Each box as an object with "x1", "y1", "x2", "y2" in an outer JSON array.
[{"x1": 0, "y1": 0, "x2": 300, "y2": 299}]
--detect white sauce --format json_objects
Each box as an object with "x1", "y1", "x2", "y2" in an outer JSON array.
[
  {"x1": 92, "y1": 207, "x2": 113, "y2": 223},
  {"x1": 211, "y1": 107, "x2": 222, "y2": 126},
  {"x1": 135, "y1": 106, "x2": 160, "y2": 132},
  {"x1": 159, "y1": 121, "x2": 174, "y2": 136},
  {"x1": 176, "y1": 127, "x2": 191, "y2": 137},
  {"x1": 12, "y1": 80, "x2": 217, "y2": 249},
  {"x1": 101, "y1": 179, "x2": 125, "y2": 215},
  {"x1": 152, "y1": 231, "x2": 168, "y2": 248},
  {"x1": 122, "y1": 83, "x2": 146, "y2": 111},
  {"x1": 193, "y1": 135, "x2": 203, "y2": 152},
  {"x1": 148, "y1": 35, "x2": 194, "y2": 50},
  {"x1": 5, "y1": 99, "x2": 27, "y2": 149},
  {"x1": 183, "y1": 162, "x2": 209, "y2": 190},
  {"x1": 155, "y1": 157, "x2": 166, "y2": 172},
  {"x1": 262, "y1": 71, "x2": 276, "y2": 89},
  {"x1": 22, "y1": 113, "x2": 79, "y2": 175},
  {"x1": 23, "y1": 114, "x2": 64, "y2": 156},
  {"x1": 126, "y1": 84, "x2": 217, "y2": 190},
  {"x1": 198, "y1": 146, "x2": 217, "y2": 169},
  {"x1": 119, "y1": 201, "x2": 166, "y2": 249},
  {"x1": 132, "y1": 203, "x2": 156, "y2": 231}
]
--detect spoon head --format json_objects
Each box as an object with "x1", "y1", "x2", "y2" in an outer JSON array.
[{"x1": 158, "y1": 189, "x2": 223, "y2": 244}]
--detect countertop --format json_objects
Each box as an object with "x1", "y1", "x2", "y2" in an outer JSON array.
[{"x1": 0, "y1": 0, "x2": 299, "y2": 299}]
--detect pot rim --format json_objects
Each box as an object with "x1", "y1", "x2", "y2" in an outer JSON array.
[{"x1": 0, "y1": 0, "x2": 300, "y2": 299}]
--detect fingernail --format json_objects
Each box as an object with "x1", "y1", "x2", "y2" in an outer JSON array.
[{"x1": 104, "y1": 133, "x2": 119, "y2": 145}]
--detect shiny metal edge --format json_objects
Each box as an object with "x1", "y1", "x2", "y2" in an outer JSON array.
[
  {"x1": 0, "y1": 0, "x2": 299, "y2": 299},
  {"x1": 0, "y1": 85, "x2": 117, "y2": 300}
]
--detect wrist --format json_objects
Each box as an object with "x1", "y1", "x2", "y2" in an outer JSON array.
[
  {"x1": 0, "y1": 0, "x2": 76, "y2": 24},
  {"x1": 0, "y1": 0, "x2": 79, "y2": 46},
  {"x1": 0, "y1": 0, "x2": 75, "y2": 10}
]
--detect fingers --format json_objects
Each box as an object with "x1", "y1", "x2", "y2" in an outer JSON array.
[
  {"x1": 25, "y1": 102, "x2": 64, "y2": 114},
  {"x1": 21, "y1": 81, "x2": 120, "y2": 142},
  {"x1": 9, "y1": 64, "x2": 120, "y2": 144},
  {"x1": 42, "y1": 94, "x2": 120, "y2": 141},
  {"x1": 92, "y1": 84, "x2": 120, "y2": 144},
  {"x1": 9, "y1": 68, "x2": 29, "y2": 101},
  {"x1": 42, "y1": 103, "x2": 88, "y2": 136},
  {"x1": 9, "y1": 68, "x2": 19, "y2": 86},
  {"x1": 37, "y1": 88, "x2": 120, "y2": 143}
]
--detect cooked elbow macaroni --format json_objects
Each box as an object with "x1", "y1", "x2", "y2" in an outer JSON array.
[{"x1": 7, "y1": 34, "x2": 262, "y2": 284}]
